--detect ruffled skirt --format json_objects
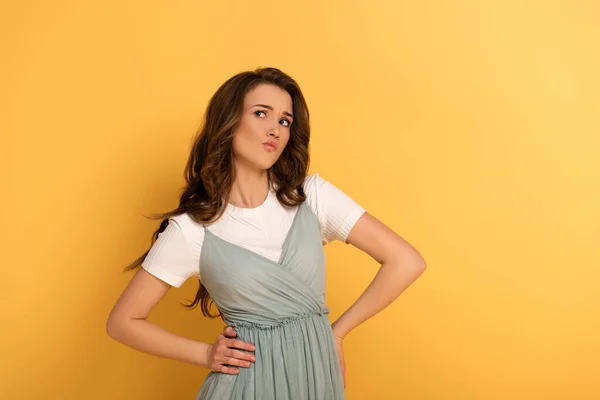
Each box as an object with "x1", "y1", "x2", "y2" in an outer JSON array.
[{"x1": 196, "y1": 311, "x2": 345, "y2": 400}]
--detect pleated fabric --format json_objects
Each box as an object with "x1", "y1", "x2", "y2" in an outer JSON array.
[{"x1": 195, "y1": 202, "x2": 346, "y2": 400}]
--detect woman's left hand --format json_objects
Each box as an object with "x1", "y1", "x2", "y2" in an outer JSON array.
[{"x1": 332, "y1": 333, "x2": 346, "y2": 388}]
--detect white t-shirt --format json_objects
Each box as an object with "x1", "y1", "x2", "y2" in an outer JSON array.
[{"x1": 141, "y1": 173, "x2": 366, "y2": 287}]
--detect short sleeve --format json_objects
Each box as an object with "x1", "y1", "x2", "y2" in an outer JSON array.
[
  {"x1": 141, "y1": 218, "x2": 200, "y2": 287},
  {"x1": 303, "y1": 172, "x2": 367, "y2": 245}
]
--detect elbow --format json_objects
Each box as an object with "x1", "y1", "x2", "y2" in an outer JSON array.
[
  {"x1": 397, "y1": 253, "x2": 427, "y2": 275},
  {"x1": 105, "y1": 315, "x2": 118, "y2": 340},
  {"x1": 383, "y1": 254, "x2": 426, "y2": 279},
  {"x1": 416, "y1": 256, "x2": 427, "y2": 272},
  {"x1": 106, "y1": 312, "x2": 125, "y2": 341},
  {"x1": 416, "y1": 260, "x2": 427, "y2": 276},
  {"x1": 405, "y1": 259, "x2": 426, "y2": 282},
  {"x1": 413, "y1": 254, "x2": 427, "y2": 274}
]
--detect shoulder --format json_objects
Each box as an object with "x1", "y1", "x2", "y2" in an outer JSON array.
[
  {"x1": 301, "y1": 172, "x2": 325, "y2": 215},
  {"x1": 169, "y1": 212, "x2": 203, "y2": 233},
  {"x1": 301, "y1": 172, "x2": 366, "y2": 245},
  {"x1": 301, "y1": 171, "x2": 347, "y2": 205},
  {"x1": 168, "y1": 212, "x2": 206, "y2": 253},
  {"x1": 141, "y1": 213, "x2": 204, "y2": 287},
  {"x1": 302, "y1": 172, "x2": 325, "y2": 193},
  {"x1": 301, "y1": 172, "x2": 329, "y2": 207}
]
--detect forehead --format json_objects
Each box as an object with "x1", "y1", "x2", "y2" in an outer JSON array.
[{"x1": 244, "y1": 84, "x2": 292, "y2": 109}]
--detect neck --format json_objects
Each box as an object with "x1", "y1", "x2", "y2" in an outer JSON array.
[{"x1": 229, "y1": 167, "x2": 270, "y2": 209}]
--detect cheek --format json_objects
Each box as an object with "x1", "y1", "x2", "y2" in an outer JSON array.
[
  {"x1": 235, "y1": 120, "x2": 262, "y2": 142},
  {"x1": 281, "y1": 132, "x2": 291, "y2": 148},
  {"x1": 232, "y1": 123, "x2": 253, "y2": 149},
  {"x1": 231, "y1": 132, "x2": 249, "y2": 157}
]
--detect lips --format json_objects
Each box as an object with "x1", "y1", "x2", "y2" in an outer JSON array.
[{"x1": 263, "y1": 141, "x2": 278, "y2": 151}]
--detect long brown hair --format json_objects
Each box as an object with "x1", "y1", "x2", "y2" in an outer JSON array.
[{"x1": 124, "y1": 67, "x2": 311, "y2": 319}]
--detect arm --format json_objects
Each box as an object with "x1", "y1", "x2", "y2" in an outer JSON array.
[
  {"x1": 330, "y1": 211, "x2": 427, "y2": 339},
  {"x1": 106, "y1": 268, "x2": 212, "y2": 367}
]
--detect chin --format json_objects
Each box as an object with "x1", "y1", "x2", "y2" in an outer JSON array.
[{"x1": 251, "y1": 159, "x2": 278, "y2": 171}]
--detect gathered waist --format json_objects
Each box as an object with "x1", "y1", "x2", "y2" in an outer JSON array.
[{"x1": 225, "y1": 307, "x2": 330, "y2": 330}]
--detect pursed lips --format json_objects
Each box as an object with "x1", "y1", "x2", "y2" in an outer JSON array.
[{"x1": 263, "y1": 141, "x2": 278, "y2": 151}]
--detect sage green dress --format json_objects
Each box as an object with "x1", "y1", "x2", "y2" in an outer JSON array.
[{"x1": 195, "y1": 201, "x2": 346, "y2": 399}]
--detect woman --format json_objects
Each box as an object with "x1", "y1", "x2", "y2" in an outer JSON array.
[{"x1": 106, "y1": 67, "x2": 427, "y2": 399}]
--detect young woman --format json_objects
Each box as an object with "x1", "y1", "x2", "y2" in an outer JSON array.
[{"x1": 106, "y1": 67, "x2": 427, "y2": 399}]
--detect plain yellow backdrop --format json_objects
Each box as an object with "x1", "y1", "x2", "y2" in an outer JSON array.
[{"x1": 3, "y1": 1, "x2": 599, "y2": 399}]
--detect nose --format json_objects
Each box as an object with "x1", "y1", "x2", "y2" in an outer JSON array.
[{"x1": 267, "y1": 125, "x2": 280, "y2": 138}]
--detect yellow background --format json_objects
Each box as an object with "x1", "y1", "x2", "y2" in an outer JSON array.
[{"x1": 3, "y1": 1, "x2": 599, "y2": 399}]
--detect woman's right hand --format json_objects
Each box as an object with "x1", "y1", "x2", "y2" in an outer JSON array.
[{"x1": 205, "y1": 326, "x2": 256, "y2": 374}]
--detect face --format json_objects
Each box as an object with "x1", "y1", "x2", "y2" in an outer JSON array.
[{"x1": 231, "y1": 83, "x2": 293, "y2": 172}]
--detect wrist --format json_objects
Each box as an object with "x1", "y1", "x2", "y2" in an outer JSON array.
[
  {"x1": 196, "y1": 341, "x2": 211, "y2": 369},
  {"x1": 331, "y1": 321, "x2": 347, "y2": 340}
]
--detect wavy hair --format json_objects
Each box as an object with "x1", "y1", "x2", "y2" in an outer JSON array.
[{"x1": 124, "y1": 67, "x2": 311, "y2": 318}]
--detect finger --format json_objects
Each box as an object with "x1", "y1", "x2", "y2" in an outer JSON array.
[
  {"x1": 223, "y1": 326, "x2": 237, "y2": 338},
  {"x1": 224, "y1": 348, "x2": 256, "y2": 362},
  {"x1": 219, "y1": 365, "x2": 240, "y2": 375},
  {"x1": 224, "y1": 357, "x2": 252, "y2": 368},
  {"x1": 227, "y1": 338, "x2": 256, "y2": 352}
]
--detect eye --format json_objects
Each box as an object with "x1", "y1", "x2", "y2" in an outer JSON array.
[
  {"x1": 254, "y1": 110, "x2": 267, "y2": 118},
  {"x1": 280, "y1": 119, "x2": 291, "y2": 127}
]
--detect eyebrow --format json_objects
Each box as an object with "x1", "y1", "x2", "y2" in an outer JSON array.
[{"x1": 252, "y1": 104, "x2": 293, "y2": 119}]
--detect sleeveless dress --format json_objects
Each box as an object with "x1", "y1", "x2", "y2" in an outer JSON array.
[{"x1": 195, "y1": 200, "x2": 346, "y2": 399}]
